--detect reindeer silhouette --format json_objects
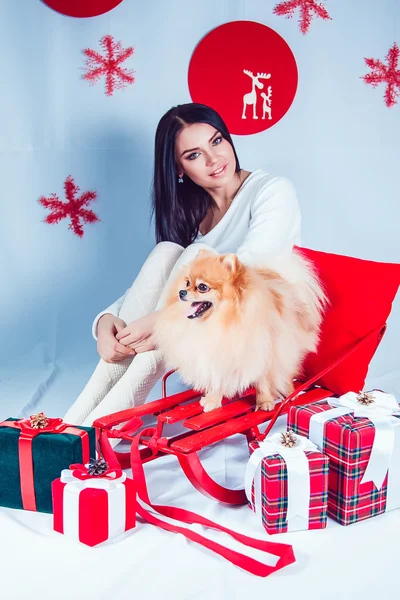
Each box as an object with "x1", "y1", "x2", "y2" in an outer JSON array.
[
  {"x1": 260, "y1": 86, "x2": 272, "y2": 120},
  {"x1": 242, "y1": 70, "x2": 271, "y2": 120}
]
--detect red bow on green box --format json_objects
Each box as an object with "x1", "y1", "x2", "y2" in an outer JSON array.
[{"x1": 0, "y1": 414, "x2": 92, "y2": 511}]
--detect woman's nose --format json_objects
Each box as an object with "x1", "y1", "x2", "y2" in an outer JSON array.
[
  {"x1": 205, "y1": 152, "x2": 217, "y2": 167},
  {"x1": 179, "y1": 289, "x2": 187, "y2": 300}
]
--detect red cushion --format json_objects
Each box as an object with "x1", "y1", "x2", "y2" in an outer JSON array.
[{"x1": 294, "y1": 246, "x2": 400, "y2": 395}]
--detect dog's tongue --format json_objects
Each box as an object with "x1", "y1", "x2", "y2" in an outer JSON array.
[{"x1": 187, "y1": 302, "x2": 202, "y2": 317}]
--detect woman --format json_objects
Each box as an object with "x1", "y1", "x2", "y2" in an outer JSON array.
[{"x1": 64, "y1": 102, "x2": 301, "y2": 425}]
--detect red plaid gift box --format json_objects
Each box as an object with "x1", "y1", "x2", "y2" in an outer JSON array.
[
  {"x1": 245, "y1": 431, "x2": 329, "y2": 534},
  {"x1": 52, "y1": 460, "x2": 136, "y2": 547},
  {"x1": 287, "y1": 391, "x2": 400, "y2": 526}
]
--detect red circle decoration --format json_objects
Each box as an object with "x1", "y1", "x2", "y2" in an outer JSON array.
[
  {"x1": 42, "y1": 0, "x2": 124, "y2": 18},
  {"x1": 188, "y1": 21, "x2": 298, "y2": 135}
]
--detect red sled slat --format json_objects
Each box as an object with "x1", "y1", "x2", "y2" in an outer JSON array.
[
  {"x1": 93, "y1": 389, "x2": 201, "y2": 429},
  {"x1": 158, "y1": 400, "x2": 203, "y2": 424},
  {"x1": 183, "y1": 397, "x2": 256, "y2": 431},
  {"x1": 171, "y1": 411, "x2": 270, "y2": 453},
  {"x1": 171, "y1": 388, "x2": 334, "y2": 454}
]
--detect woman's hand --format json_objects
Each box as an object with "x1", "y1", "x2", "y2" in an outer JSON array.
[
  {"x1": 115, "y1": 311, "x2": 159, "y2": 354},
  {"x1": 97, "y1": 314, "x2": 137, "y2": 363}
]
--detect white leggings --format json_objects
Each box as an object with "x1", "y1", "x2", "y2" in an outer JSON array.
[{"x1": 63, "y1": 241, "x2": 217, "y2": 426}]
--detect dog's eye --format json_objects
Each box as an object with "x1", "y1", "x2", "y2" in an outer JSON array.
[
  {"x1": 186, "y1": 280, "x2": 190, "y2": 288},
  {"x1": 197, "y1": 283, "x2": 209, "y2": 293}
]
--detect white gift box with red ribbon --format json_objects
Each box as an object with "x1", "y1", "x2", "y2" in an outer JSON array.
[{"x1": 52, "y1": 465, "x2": 136, "y2": 547}]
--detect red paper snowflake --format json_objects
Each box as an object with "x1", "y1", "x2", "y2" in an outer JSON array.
[
  {"x1": 39, "y1": 176, "x2": 100, "y2": 238},
  {"x1": 273, "y1": 0, "x2": 332, "y2": 34},
  {"x1": 83, "y1": 34, "x2": 135, "y2": 96},
  {"x1": 361, "y1": 42, "x2": 400, "y2": 108}
]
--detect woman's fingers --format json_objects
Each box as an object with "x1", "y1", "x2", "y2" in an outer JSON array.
[
  {"x1": 115, "y1": 329, "x2": 129, "y2": 341},
  {"x1": 97, "y1": 318, "x2": 136, "y2": 363},
  {"x1": 115, "y1": 323, "x2": 138, "y2": 342},
  {"x1": 118, "y1": 334, "x2": 145, "y2": 347},
  {"x1": 129, "y1": 336, "x2": 157, "y2": 354},
  {"x1": 101, "y1": 338, "x2": 135, "y2": 361},
  {"x1": 102, "y1": 345, "x2": 135, "y2": 363},
  {"x1": 113, "y1": 341, "x2": 136, "y2": 356},
  {"x1": 116, "y1": 314, "x2": 156, "y2": 343}
]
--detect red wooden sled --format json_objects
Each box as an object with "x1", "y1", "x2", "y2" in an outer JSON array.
[{"x1": 94, "y1": 324, "x2": 386, "y2": 506}]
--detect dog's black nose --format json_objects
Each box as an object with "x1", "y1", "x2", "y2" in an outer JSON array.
[{"x1": 179, "y1": 290, "x2": 187, "y2": 300}]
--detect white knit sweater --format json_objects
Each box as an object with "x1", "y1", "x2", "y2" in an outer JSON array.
[{"x1": 92, "y1": 169, "x2": 301, "y2": 338}]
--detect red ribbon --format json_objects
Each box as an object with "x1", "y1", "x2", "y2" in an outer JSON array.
[
  {"x1": 99, "y1": 422, "x2": 296, "y2": 577},
  {"x1": 68, "y1": 463, "x2": 123, "y2": 481},
  {"x1": 105, "y1": 417, "x2": 143, "y2": 439},
  {"x1": 17, "y1": 417, "x2": 65, "y2": 435},
  {"x1": 0, "y1": 417, "x2": 91, "y2": 511}
]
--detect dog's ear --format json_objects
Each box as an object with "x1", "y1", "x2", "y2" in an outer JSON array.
[{"x1": 221, "y1": 253, "x2": 239, "y2": 274}]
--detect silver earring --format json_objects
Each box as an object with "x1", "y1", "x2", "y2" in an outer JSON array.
[{"x1": 178, "y1": 176, "x2": 183, "y2": 183}]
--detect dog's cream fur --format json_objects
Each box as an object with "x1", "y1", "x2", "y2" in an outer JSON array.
[{"x1": 153, "y1": 248, "x2": 328, "y2": 412}]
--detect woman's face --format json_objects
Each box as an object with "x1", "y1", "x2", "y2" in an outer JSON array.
[{"x1": 175, "y1": 123, "x2": 237, "y2": 189}]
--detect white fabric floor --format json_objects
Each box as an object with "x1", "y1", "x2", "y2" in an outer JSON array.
[{"x1": 1, "y1": 357, "x2": 399, "y2": 600}]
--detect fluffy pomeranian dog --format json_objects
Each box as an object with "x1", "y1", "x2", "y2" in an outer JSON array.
[{"x1": 153, "y1": 249, "x2": 328, "y2": 413}]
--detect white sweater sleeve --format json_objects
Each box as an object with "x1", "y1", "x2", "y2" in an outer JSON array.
[
  {"x1": 91, "y1": 289, "x2": 129, "y2": 341},
  {"x1": 235, "y1": 175, "x2": 301, "y2": 266}
]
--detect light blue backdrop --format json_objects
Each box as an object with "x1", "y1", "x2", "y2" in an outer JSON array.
[{"x1": 1, "y1": 0, "x2": 399, "y2": 418}]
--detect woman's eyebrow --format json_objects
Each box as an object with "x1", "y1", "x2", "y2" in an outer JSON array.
[{"x1": 180, "y1": 131, "x2": 221, "y2": 157}]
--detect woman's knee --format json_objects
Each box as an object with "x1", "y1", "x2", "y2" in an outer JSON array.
[
  {"x1": 154, "y1": 241, "x2": 184, "y2": 254},
  {"x1": 178, "y1": 242, "x2": 217, "y2": 264},
  {"x1": 143, "y1": 241, "x2": 185, "y2": 266}
]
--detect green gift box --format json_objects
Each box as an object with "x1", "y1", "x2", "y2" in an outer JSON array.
[{"x1": 0, "y1": 414, "x2": 97, "y2": 513}]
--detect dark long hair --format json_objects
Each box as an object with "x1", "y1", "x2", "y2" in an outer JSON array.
[{"x1": 151, "y1": 103, "x2": 241, "y2": 248}]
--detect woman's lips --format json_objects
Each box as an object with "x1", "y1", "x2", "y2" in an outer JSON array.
[{"x1": 210, "y1": 164, "x2": 227, "y2": 177}]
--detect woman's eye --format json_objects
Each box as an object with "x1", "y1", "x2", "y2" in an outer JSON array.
[
  {"x1": 187, "y1": 152, "x2": 200, "y2": 161},
  {"x1": 197, "y1": 283, "x2": 209, "y2": 292},
  {"x1": 213, "y1": 136, "x2": 223, "y2": 145}
]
